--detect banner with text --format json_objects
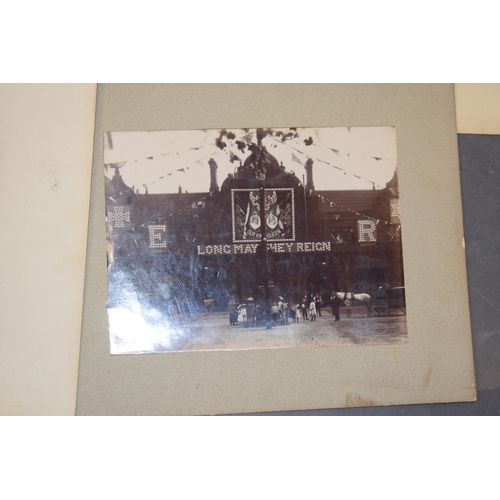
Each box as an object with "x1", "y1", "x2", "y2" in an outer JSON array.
[{"x1": 197, "y1": 241, "x2": 331, "y2": 255}]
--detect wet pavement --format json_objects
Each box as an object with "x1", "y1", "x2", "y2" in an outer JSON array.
[{"x1": 174, "y1": 306, "x2": 408, "y2": 352}]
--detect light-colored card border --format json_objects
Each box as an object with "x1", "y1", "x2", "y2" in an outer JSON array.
[
  {"x1": 1, "y1": 84, "x2": 97, "y2": 415},
  {"x1": 455, "y1": 83, "x2": 500, "y2": 135},
  {"x1": 77, "y1": 84, "x2": 475, "y2": 415}
]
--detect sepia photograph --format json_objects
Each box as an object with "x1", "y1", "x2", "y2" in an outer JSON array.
[{"x1": 104, "y1": 126, "x2": 407, "y2": 354}]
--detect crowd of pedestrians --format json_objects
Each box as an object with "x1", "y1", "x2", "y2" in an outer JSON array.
[{"x1": 228, "y1": 291, "x2": 356, "y2": 326}]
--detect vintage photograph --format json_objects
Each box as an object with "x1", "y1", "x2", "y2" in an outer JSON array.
[{"x1": 104, "y1": 127, "x2": 407, "y2": 354}]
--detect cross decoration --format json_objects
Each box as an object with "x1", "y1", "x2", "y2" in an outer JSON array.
[
  {"x1": 108, "y1": 206, "x2": 130, "y2": 228},
  {"x1": 390, "y1": 200, "x2": 401, "y2": 219}
]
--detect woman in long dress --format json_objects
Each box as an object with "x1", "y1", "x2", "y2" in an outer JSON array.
[
  {"x1": 309, "y1": 300, "x2": 317, "y2": 321},
  {"x1": 237, "y1": 303, "x2": 247, "y2": 325}
]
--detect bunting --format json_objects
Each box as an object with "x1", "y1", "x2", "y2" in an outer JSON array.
[
  {"x1": 105, "y1": 128, "x2": 394, "y2": 196},
  {"x1": 303, "y1": 184, "x2": 401, "y2": 229},
  {"x1": 268, "y1": 135, "x2": 380, "y2": 187},
  {"x1": 292, "y1": 152, "x2": 303, "y2": 165}
]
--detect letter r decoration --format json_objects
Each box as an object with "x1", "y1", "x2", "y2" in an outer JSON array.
[{"x1": 357, "y1": 220, "x2": 377, "y2": 242}]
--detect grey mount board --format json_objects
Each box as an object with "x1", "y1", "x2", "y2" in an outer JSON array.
[
  {"x1": 244, "y1": 134, "x2": 500, "y2": 415},
  {"x1": 77, "y1": 84, "x2": 475, "y2": 415}
]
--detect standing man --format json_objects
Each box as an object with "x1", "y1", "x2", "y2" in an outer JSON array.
[
  {"x1": 228, "y1": 296, "x2": 238, "y2": 325},
  {"x1": 246, "y1": 298, "x2": 256, "y2": 326},
  {"x1": 271, "y1": 302, "x2": 280, "y2": 325},
  {"x1": 255, "y1": 303, "x2": 263, "y2": 324},
  {"x1": 331, "y1": 291, "x2": 341, "y2": 322},
  {"x1": 301, "y1": 297, "x2": 308, "y2": 321},
  {"x1": 315, "y1": 293, "x2": 322, "y2": 317}
]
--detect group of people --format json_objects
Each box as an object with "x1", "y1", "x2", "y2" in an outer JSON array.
[
  {"x1": 291, "y1": 292, "x2": 354, "y2": 322},
  {"x1": 228, "y1": 291, "x2": 355, "y2": 326},
  {"x1": 229, "y1": 297, "x2": 262, "y2": 326},
  {"x1": 229, "y1": 296, "x2": 293, "y2": 326},
  {"x1": 292, "y1": 293, "x2": 323, "y2": 322}
]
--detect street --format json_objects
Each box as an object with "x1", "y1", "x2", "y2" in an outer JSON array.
[{"x1": 156, "y1": 306, "x2": 408, "y2": 352}]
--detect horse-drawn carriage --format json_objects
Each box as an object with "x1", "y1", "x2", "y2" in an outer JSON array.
[{"x1": 370, "y1": 286, "x2": 406, "y2": 317}]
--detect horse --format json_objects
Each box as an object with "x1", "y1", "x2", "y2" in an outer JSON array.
[{"x1": 330, "y1": 291, "x2": 372, "y2": 317}]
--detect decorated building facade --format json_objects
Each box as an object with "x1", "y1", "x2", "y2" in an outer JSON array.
[{"x1": 106, "y1": 144, "x2": 404, "y2": 314}]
